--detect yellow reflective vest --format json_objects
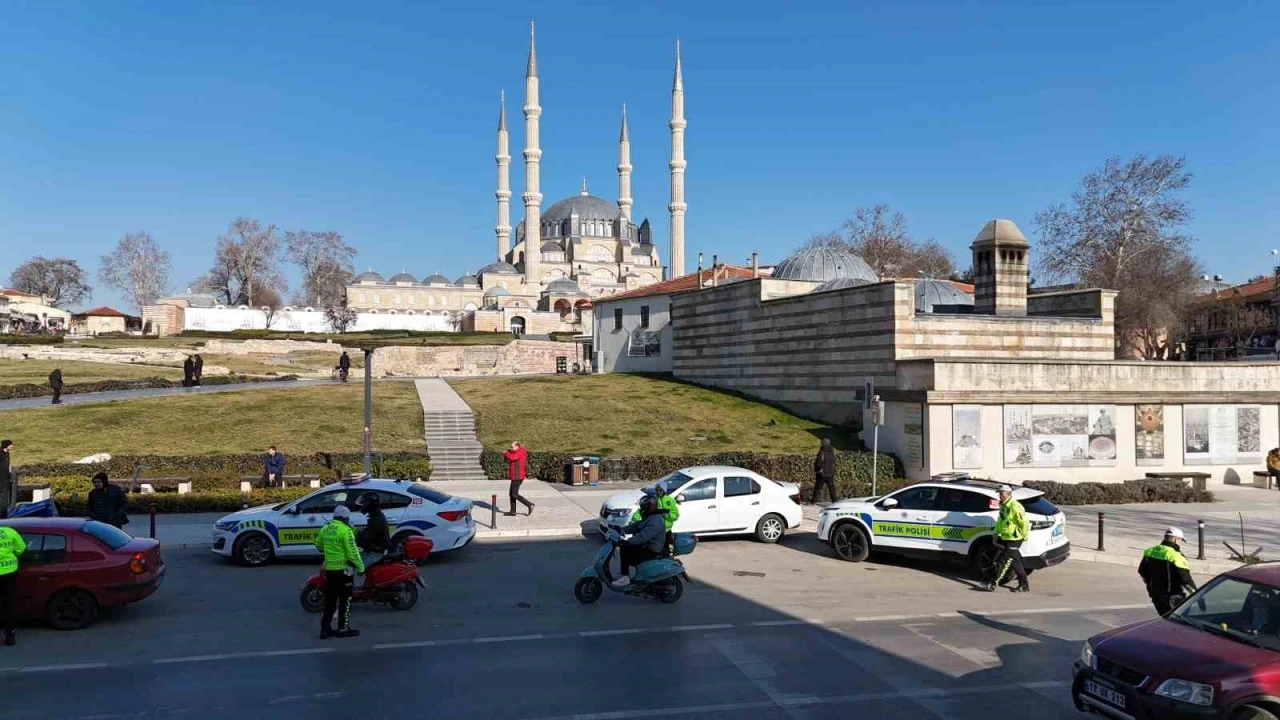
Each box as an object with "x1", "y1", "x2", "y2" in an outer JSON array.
[
  {"x1": 314, "y1": 520, "x2": 364, "y2": 573},
  {"x1": 0, "y1": 526, "x2": 26, "y2": 576},
  {"x1": 993, "y1": 497, "x2": 1029, "y2": 542},
  {"x1": 631, "y1": 494, "x2": 679, "y2": 531}
]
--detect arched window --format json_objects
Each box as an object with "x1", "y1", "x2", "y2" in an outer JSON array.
[
  {"x1": 373, "y1": 294, "x2": 381, "y2": 306},
  {"x1": 590, "y1": 267, "x2": 616, "y2": 285},
  {"x1": 542, "y1": 269, "x2": 566, "y2": 283},
  {"x1": 407, "y1": 295, "x2": 415, "y2": 306},
  {"x1": 358, "y1": 292, "x2": 366, "y2": 304},
  {"x1": 464, "y1": 302, "x2": 478, "y2": 311},
  {"x1": 585, "y1": 245, "x2": 613, "y2": 263},
  {"x1": 393, "y1": 294, "x2": 401, "y2": 305},
  {"x1": 510, "y1": 316, "x2": 526, "y2": 337}
]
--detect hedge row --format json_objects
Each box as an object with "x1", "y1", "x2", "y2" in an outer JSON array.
[
  {"x1": 0, "y1": 334, "x2": 64, "y2": 346},
  {"x1": 15, "y1": 451, "x2": 432, "y2": 483},
  {"x1": 53, "y1": 488, "x2": 314, "y2": 515},
  {"x1": 1023, "y1": 478, "x2": 1214, "y2": 505},
  {"x1": 480, "y1": 449, "x2": 904, "y2": 498},
  {"x1": 0, "y1": 373, "x2": 300, "y2": 400}
]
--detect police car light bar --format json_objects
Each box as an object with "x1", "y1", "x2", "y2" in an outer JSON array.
[{"x1": 342, "y1": 473, "x2": 371, "y2": 485}]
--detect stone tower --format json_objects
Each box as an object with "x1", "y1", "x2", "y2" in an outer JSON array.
[
  {"x1": 522, "y1": 21, "x2": 543, "y2": 288},
  {"x1": 617, "y1": 104, "x2": 632, "y2": 224},
  {"x1": 971, "y1": 219, "x2": 1030, "y2": 316},
  {"x1": 667, "y1": 39, "x2": 687, "y2": 277},
  {"x1": 494, "y1": 90, "x2": 512, "y2": 260}
]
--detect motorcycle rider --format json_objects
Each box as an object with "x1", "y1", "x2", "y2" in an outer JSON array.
[
  {"x1": 613, "y1": 494, "x2": 666, "y2": 588},
  {"x1": 631, "y1": 485, "x2": 680, "y2": 554},
  {"x1": 354, "y1": 492, "x2": 391, "y2": 588},
  {"x1": 984, "y1": 485, "x2": 1030, "y2": 593},
  {"x1": 314, "y1": 504, "x2": 364, "y2": 639},
  {"x1": 1139, "y1": 527, "x2": 1197, "y2": 616}
]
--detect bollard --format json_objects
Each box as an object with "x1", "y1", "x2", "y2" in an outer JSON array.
[
  {"x1": 1197, "y1": 519, "x2": 1206, "y2": 560},
  {"x1": 149, "y1": 504, "x2": 157, "y2": 539},
  {"x1": 1097, "y1": 512, "x2": 1106, "y2": 552},
  {"x1": 490, "y1": 494, "x2": 499, "y2": 529}
]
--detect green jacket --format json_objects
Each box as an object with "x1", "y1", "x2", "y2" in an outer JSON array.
[
  {"x1": 631, "y1": 494, "x2": 680, "y2": 531},
  {"x1": 993, "y1": 496, "x2": 1029, "y2": 542},
  {"x1": 314, "y1": 520, "x2": 364, "y2": 573},
  {"x1": 0, "y1": 526, "x2": 27, "y2": 576}
]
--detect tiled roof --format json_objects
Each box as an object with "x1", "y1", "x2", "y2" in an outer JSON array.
[
  {"x1": 1195, "y1": 277, "x2": 1277, "y2": 304},
  {"x1": 599, "y1": 266, "x2": 757, "y2": 302},
  {"x1": 77, "y1": 306, "x2": 127, "y2": 317}
]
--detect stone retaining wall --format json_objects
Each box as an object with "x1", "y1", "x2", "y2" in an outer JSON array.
[{"x1": 371, "y1": 340, "x2": 571, "y2": 377}]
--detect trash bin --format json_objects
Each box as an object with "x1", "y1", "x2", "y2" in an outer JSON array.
[{"x1": 569, "y1": 456, "x2": 600, "y2": 486}]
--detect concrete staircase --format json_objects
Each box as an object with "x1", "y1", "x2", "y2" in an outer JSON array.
[{"x1": 415, "y1": 379, "x2": 489, "y2": 482}]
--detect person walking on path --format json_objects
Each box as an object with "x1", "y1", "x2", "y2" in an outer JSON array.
[
  {"x1": 0, "y1": 440, "x2": 13, "y2": 518},
  {"x1": 87, "y1": 472, "x2": 128, "y2": 528},
  {"x1": 0, "y1": 523, "x2": 25, "y2": 646},
  {"x1": 48, "y1": 368, "x2": 63, "y2": 405},
  {"x1": 338, "y1": 352, "x2": 351, "y2": 382},
  {"x1": 193, "y1": 354, "x2": 204, "y2": 386},
  {"x1": 263, "y1": 446, "x2": 286, "y2": 487},
  {"x1": 984, "y1": 485, "x2": 1030, "y2": 593},
  {"x1": 812, "y1": 438, "x2": 837, "y2": 504},
  {"x1": 314, "y1": 505, "x2": 363, "y2": 639},
  {"x1": 1139, "y1": 527, "x2": 1197, "y2": 616},
  {"x1": 502, "y1": 441, "x2": 535, "y2": 516},
  {"x1": 182, "y1": 356, "x2": 195, "y2": 387}
]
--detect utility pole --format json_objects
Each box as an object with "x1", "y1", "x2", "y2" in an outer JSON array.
[{"x1": 363, "y1": 348, "x2": 373, "y2": 476}]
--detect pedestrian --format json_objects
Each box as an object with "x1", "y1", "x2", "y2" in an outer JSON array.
[
  {"x1": 1267, "y1": 447, "x2": 1280, "y2": 488},
  {"x1": 263, "y1": 446, "x2": 286, "y2": 487},
  {"x1": 182, "y1": 356, "x2": 194, "y2": 387},
  {"x1": 193, "y1": 354, "x2": 204, "y2": 386},
  {"x1": 313, "y1": 504, "x2": 363, "y2": 639},
  {"x1": 0, "y1": 522, "x2": 25, "y2": 646},
  {"x1": 338, "y1": 352, "x2": 351, "y2": 382},
  {"x1": 984, "y1": 485, "x2": 1030, "y2": 593},
  {"x1": 48, "y1": 367, "x2": 63, "y2": 405},
  {"x1": 812, "y1": 438, "x2": 837, "y2": 504},
  {"x1": 87, "y1": 472, "x2": 128, "y2": 528},
  {"x1": 0, "y1": 440, "x2": 12, "y2": 518},
  {"x1": 1139, "y1": 527, "x2": 1197, "y2": 616},
  {"x1": 502, "y1": 441, "x2": 535, "y2": 516}
]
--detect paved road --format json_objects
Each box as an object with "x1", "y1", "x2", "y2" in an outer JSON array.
[
  {"x1": 0, "y1": 530, "x2": 1166, "y2": 719},
  {"x1": 0, "y1": 378, "x2": 340, "y2": 411}
]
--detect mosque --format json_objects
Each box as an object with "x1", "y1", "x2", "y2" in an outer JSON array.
[{"x1": 344, "y1": 24, "x2": 687, "y2": 337}]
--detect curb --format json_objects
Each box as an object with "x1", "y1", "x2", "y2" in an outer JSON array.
[
  {"x1": 1069, "y1": 547, "x2": 1240, "y2": 575},
  {"x1": 476, "y1": 526, "x2": 600, "y2": 539}
]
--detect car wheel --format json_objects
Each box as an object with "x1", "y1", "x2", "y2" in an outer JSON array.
[
  {"x1": 299, "y1": 585, "x2": 325, "y2": 613},
  {"x1": 831, "y1": 523, "x2": 870, "y2": 562},
  {"x1": 389, "y1": 583, "x2": 419, "y2": 611},
  {"x1": 755, "y1": 514, "x2": 786, "y2": 544},
  {"x1": 1232, "y1": 706, "x2": 1280, "y2": 720},
  {"x1": 46, "y1": 589, "x2": 99, "y2": 630},
  {"x1": 574, "y1": 577, "x2": 603, "y2": 604},
  {"x1": 973, "y1": 541, "x2": 1001, "y2": 582},
  {"x1": 654, "y1": 576, "x2": 684, "y2": 604},
  {"x1": 233, "y1": 532, "x2": 274, "y2": 568}
]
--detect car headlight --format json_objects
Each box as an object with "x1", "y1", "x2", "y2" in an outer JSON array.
[
  {"x1": 1079, "y1": 641, "x2": 1094, "y2": 668},
  {"x1": 214, "y1": 521, "x2": 237, "y2": 531},
  {"x1": 1154, "y1": 678, "x2": 1214, "y2": 706}
]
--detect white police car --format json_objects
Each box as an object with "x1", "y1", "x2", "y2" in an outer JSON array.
[
  {"x1": 817, "y1": 478, "x2": 1069, "y2": 580},
  {"x1": 212, "y1": 477, "x2": 475, "y2": 567}
]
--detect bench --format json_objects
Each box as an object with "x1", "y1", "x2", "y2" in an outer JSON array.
[
  {"x1": 237, "y1": 474, "x2": 324, "y2": 492},
  {"x1": 1145, "y1": 472, "x2": 1211, "y2": 491},
  {"x1": 1253, "y1": 471, "x2": 1275, "y2": 490}
]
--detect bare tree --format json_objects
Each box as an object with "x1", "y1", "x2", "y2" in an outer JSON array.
[
  {"x1": 324, "y1": 302, "x2": 359, "y2": 334},
  {"x1": 285, "y1": 230, "x2": 356, "y2": 308},
  {"x1": 8, "y1": 257, "x2": 92, "y2": 307},
  {"x1": 257, "y1": 286, "x2": 284, "y2": 330},
  {"x1": 195, "y1": 217, "x2": 286, "y2": 306},
  {"x1": 1034, "y1": 154, "x2": 1201, "y2": 357},
  {"x1": 806, "y1": 205, "x2": 954, "y2": 278},
  {"x1": 98, "y1": 232, "x2": 172, "y2": 313},
  {"x1": 1216, "y1": 288, "x2": 1272, "y2": 357},
  {"x1": 1117, "y1": 251, "x2": 1202, "y2": 359}
]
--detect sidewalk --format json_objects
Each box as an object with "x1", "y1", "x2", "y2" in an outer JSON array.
[{"x1": 0, "y1": 378, "x2": 338, "y2": 411}]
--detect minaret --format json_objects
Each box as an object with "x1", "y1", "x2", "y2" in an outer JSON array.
[
  {"x1": 617, "y1": 104, "x2": 633, "y2": 225},
  {"x1": 522, "y1": 21, "x2": 543, "y2": 290},
  {"x1": 494, "y1": 90, "x2": 512, "y2": 260},
  {"x1": 667, "y1": 39, "x2": 687, "y2": 277}
]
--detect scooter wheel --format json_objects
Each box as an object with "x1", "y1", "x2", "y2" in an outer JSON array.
[
  {"x1": 389, "y1": 582, "x2": 419, "y2": 611},
  {"x1": 655, "y1": 576, "x2": 684, "y2": 604},
  {"x1": 300, "y1": 585, "x2": 325, "y2": 613},
  {"x1": 574, "y1": 577, "x2": 603, "y2": 604}
]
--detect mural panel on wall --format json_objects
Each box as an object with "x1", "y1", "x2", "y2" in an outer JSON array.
[
  {"x1": 1134, "y1": 404, "x2": 1165, "y2": 466},
  {"x1": 1184, "y1": 404, "x2": 1262, "y2": 465},
  {"x1": 953, "y1": 405, "x2": 983, "y2": 469},
  {"x1": 1004, "y1": 404, "x2": 1118, "y2": 468},
  {"x1": 904, "y1": 404, "x2": 924, "y2": 470}
]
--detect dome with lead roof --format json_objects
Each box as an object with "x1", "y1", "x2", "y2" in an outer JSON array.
[
  {"x1": 454, "y1": 274, "x2": 479, "y2": 287},
  {"x1": 423, "y1": 273, "x2": 452, "y2": 286},
  {"x1": 355, "y1": 270, "x2": 384, "y2": 283},
  {"x1": 480, "y1": 261, "x2": 520, "y2": 275},
  {"x1": 389, "y1": 272, "x2": 417, "y2": 284},
  {"x1": 773, "y1": 247, "x2": 878, "y2": 284},
  {"x1": 915, "y1": 279, "x2": 974, "y2": 313},
  {"x1": 813, "y1": 276, "x2": 874, "y2": 293},
  {"x1": 543, "y1": 194, "x2": 620, "y2": 224},
  {"x1": 545, "y1": 278, "x2": 587, "y2": 297},
  {"x1": 483, "y1": 286, "x2": 510, "y2": 297}
]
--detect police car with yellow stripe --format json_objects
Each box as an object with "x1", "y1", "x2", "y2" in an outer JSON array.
[
  {"x1": 817, "y1": 477, "x2": 1069, "y2": 580},
  {"x1": 212, "y1": 476, "x2": 475, "y2": 567}
]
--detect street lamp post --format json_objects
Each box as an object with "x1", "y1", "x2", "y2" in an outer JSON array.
[{"x1": 363, "y1": 348, "x2": 373, "y2": 476}]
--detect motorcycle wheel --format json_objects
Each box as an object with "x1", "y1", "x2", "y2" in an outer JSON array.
[
  {"x1": 299, "y1": 585, "x2": 325, "y2": 613},
  {"x1": 389, "y1": 582, "x2": 419, "y2": 611},
  {"x1": 574, "y1": 577, "x2": 603, "y2": 604},
  {"x1": 654, "y1": 576, "x2": 684, "y2": 604}
]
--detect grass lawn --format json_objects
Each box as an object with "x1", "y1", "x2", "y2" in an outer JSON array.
[
  {"x1": 449, "y1": 374, "x2": 853, "y2": 456},
  {"x1": 0, "y1": 358, "x2": 185, "y2": 385},
  {"x1": 0, "y1": 381, "x2": 424, "y2": 464}
]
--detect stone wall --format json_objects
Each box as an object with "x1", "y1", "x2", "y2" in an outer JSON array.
[
  {"x1": 200, "y1": 338, "x2": 344, "y2": 356},
  {"x1": 142, "y1": 304, "x2": 183, "y2": 337},
  {"x1": 1027, "y1": 288, "x2": 1111, "y2": 318},
  {"x1": 465, "y1": 309, "x2": 578, "y2": 335},
  {"x1": 369, "y1": 340, "x2": 571, "y2": 378}
]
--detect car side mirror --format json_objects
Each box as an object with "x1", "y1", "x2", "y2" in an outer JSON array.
[
  {"x1": 285, "y1": 506, "x2": 300, "y2": 515},
  {"x1": 675, "y1": 495, "x2": 686, "y2": 504},
  {"x1": 880, "y1": 497, "x2": 899, "y2": 510}
]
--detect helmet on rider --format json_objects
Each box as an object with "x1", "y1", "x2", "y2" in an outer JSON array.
[
  {"x1": 651, "y1": 484, "x2": 667, "y2": 498},
  {"x1": 638, "y1": 494, "x2": 659, "y2": 516},
  {"x1": 358, "y1": 492, "x2": 381, "y2": 511}
]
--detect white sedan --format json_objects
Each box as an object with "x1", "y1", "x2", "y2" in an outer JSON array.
[
  {"x1": 598, "y1": 466, "x2": 803, "y2": 543},
  {"x1": 212, "y1": 477, "x2": 476, "y2": 567}
]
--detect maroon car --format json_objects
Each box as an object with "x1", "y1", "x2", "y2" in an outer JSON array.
[
  {"x1": 1073, "y1": 563, "x2": 1280, "y2": 719},
  {"x1": 0, "y1": 518, "x2": 165, "y2": 630}
]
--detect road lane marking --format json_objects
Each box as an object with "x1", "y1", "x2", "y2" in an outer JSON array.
[
  {"x1": 670, "y1": 623, "x2": 733, "y2": 632},
  {"x1": 578, "y1": 628, "x2": 646, "y2": 637},
  {"x1": 19, "y1": 662, "x2": 110, "y2": 673},
  {"x1": 473, "y1": 634, "x2": 544, "y2": 643},
  {"x1": 374, "y1": 640, "x2": 447, "y2": 649},
  {"x1": 749, "y1": 619, "x2": 809, "y2": 627},
  {"x1": 153, "y1": 648, "x2": 334, "y2": 664}
]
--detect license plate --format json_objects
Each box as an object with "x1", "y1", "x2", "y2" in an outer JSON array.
[
  {"x1": 1052, "y1": 525, "x2": 1064, "y2": 537},
  {"x1": 1083, "y1": 680, "x2": 1125, "y2": 709}
]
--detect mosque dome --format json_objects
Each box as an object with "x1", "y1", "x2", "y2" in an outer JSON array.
[
  {"x1": 545, "y1": 278, "x2": 587, "y2": 297},
  {"x1": 540, "y1": 241, "x2": 564, "y2": 252},
  {"x1": 480, "y1": 261, "x2": 520, "y2": 274},
  {"x1": 454, "y1": 274, "x2": 480, "y2": 287},
  {"x1": 423, "y1": 273, "x2": 452, "y2": 286},
  {"x1": 772, "y1": 247, "x2": 878, "y2": 284},
  {"x1": 543, "y1": 194, "x2": 620, "y2": 224},
  {"x1": 355, "y1": 270, "x2": 385, "y2": 283},
  {"x1": 813, "y1": 276, "x2": 874, "y2": 293},
  {"x1": 482, "y1": 286, "x2": 510, "y2": 298},
  {"x1": 915, "y1": 279, "x2": 974, "y2": 313},
  {"x1": 388, "y1": 272, "x2": 418, "y2": 284}
]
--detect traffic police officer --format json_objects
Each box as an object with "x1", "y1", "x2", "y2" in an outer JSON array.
[
  {"x1": 314, "y1": 504, "x2": 364, "y2": 639},
  {"x1": 1139, "y1": 527, "x2": 1197, "y2": 616},
  {"x1": 984, "y1": 485, "x2": 1030, "y2": 593},
  {"x1": 0, "y1": 523, "x2": 26, "y2": 646}
]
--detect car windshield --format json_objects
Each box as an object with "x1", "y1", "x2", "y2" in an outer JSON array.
[
  {"x1": 1172, "y1": 576, "x2": 1280, "y2": 652},
  {"x1": 81, "y1": 520, "x2": 132, "y2": 550},
  {"x1": 1021, "y1": 496, "x2": 1060, "y2": 516},
  {"x1": 652, "y1": 471, "x2": 694, "y2": 496},
  {"x1": 408, "y1": 483, "x2": 452, "y2": 505}
]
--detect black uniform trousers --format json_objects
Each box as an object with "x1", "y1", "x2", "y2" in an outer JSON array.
[
  {"x1": 993, "y1": 540, "x2": 1029, "y2": 586},
  {"x1": 321, "y1": 570, "x2": 353, "y2": 632},
  {"x1": 0, "y1": 572, "x2": 16, "y2": 636}
]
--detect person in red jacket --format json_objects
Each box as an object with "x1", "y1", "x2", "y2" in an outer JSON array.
[{"x1": 502, "y1": 441, "x2": 535, "y2": 516}]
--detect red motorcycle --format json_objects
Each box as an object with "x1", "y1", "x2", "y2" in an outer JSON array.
[{"x1": 300, "y1": 536, "x2": 432, "y2": 613}]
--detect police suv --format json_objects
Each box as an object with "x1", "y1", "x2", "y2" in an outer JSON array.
[
  {"x1": 212, "y1": 476, "x2": 476, "y2": 567},
  {"x1": 816, "y1": 478, "x2": 1069, "y2": 579}
]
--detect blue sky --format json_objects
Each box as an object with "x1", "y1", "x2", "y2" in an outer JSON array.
[{"x1": 1, "y1": 0, "x2": 1276, "y2": 310}]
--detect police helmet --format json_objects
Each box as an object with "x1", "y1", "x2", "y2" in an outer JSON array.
[
  {"x1": 638, "y1": 494, "x2": 659, "y2": 516},
  {"x1": 359, "y1": 492, "x2": 381, "y2": 510}
]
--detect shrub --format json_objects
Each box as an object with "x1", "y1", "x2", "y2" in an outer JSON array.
[
  {"x1": 15, "y1": 451, "x2": 432, "y2": 485},
  {"x1": 0, "y1": 373, "x2": 300, "y2": 400},
  {"x1": 1022, "y1": 478, "x2": 1214, "y2": 505},
  {"x1": 19, "y1": 475, "x2": 313, "y2": 515},
  {"x1": 0, "y1": 334, "x2": 64, "y2": 346}
]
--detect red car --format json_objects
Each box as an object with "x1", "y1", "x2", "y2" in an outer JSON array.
[
  {"x1": 1073, "y1": 563, "x2": 1280, "y2": 720},
  {"x1": 0, "y1": 518, "x2": 165, "y2": 630}
]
